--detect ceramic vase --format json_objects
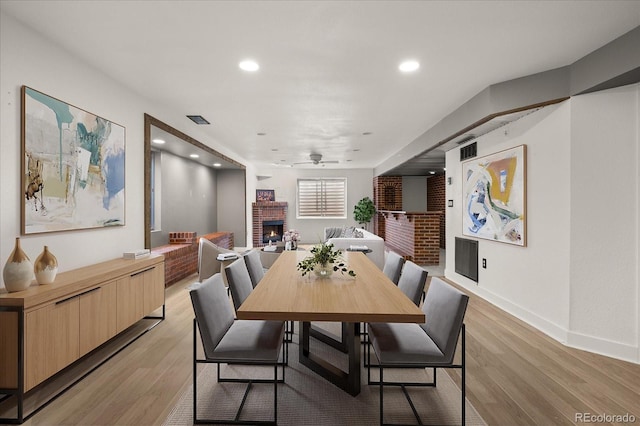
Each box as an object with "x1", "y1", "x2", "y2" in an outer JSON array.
[
  {"x1": 2, "y1": 237, "x2": 34, "y2": 292},
  {"x1": 34, "y1": 245, "x2": 58, "y2": 285}
]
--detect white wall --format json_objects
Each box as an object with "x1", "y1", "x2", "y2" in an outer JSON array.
[
  {"x1": 254, "y1": 167, "x2": 374, "y2": 245},
  {"x1": 446, "y1": 84, "x2": 640, "y2": 363},
  {"x1": 568, "y1": 85, "x2": 639, "y2": 361},
  {"x1": 0, "y1": 12, "x2": 252, "y2": 287}
]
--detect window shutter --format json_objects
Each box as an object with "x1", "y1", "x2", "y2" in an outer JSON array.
[{"x1": 297, "y1": 178, "x2": 347, "y2": 218}]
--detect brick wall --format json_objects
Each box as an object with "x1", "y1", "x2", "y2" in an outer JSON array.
[
  {"x1": 252, "y1": 202, "x2": 288, "y2": 247},
  {"x1": 152, "y1": 231, "x2": 233, "y2": 287},
  {"x1": 382, "y1": 211, "x2": 441, "y2": 265},
  {"x1": 373, "y1": 176, "x2": 403, "y2": 237},
  {"x1": 427, "y1": 174, "x2": 446, "y2": 249}
]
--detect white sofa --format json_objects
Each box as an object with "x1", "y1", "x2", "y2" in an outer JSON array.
[{"x1": 324, "y1": 227, "x2": 385, "y2": 270}]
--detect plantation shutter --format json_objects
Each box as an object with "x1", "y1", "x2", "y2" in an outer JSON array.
[{"x1": 297, "y1": 178, "x2": 347, "y2": 218}]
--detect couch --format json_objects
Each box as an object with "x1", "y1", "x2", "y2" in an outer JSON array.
[{"x1": 324, "y1": 226, "x2": 385, "y2": 270}]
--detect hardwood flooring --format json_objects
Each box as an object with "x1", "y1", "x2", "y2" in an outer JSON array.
[{"x1": 18, "y1": 273, "x2": 640, "y2": 425}]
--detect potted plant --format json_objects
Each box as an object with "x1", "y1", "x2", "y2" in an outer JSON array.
[
  {"x1": 297, "y1": 243, "x2": 356, "y2": 278},
  {"x1": 353, "y1": 197, "x2": 376, "y2": 231}
]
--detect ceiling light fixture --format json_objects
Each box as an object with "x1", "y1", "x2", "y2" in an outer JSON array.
[
  {"x1": 239, "y1": 60, "x2": 259, "y2": 72},
  {"x1": 190, "y1": 154, "x2": 199, "y2": 158},
  {"x1": 152, "y1": 138, "x2": 165, "y2": 144},
  {"x1": 257, "y1": 132, "x2": 267, "y2": 136},
  {"x1": 213, "y1": 163, "x2": 221, "y2": 167},
  {"x1": 362, "y1": 132, "x2": 372, "y2": 136},
  {"x1": 399, "y1": 60, "x2": 420, "y2": 72},
  {"x1": 429, "y1": 171, "x2": 436, "y2": 175}
]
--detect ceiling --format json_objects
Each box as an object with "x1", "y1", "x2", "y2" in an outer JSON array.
[{"x1": 2, "y1": 1, "x2": 639, "y2": 174}]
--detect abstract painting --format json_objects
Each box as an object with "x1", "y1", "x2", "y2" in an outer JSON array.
[
  {"x1": 462, "y1": 145, "x2": 526, "y2": 246},
  {"x1": 21, "y1": 86, "x2": 125, "y2": 234}
]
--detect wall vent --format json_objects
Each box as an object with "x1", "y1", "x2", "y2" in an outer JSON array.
[
  {"x1": 460, "y1": 142, "x2": 477, "y2": 161},
  {"x1": 455, "y1": 237, "x2": 478, "y2": 282}
]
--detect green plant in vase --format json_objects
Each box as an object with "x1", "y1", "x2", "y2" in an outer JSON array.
[{"x1": 297, "y1": 243, "x2": 356, "y2": 278}]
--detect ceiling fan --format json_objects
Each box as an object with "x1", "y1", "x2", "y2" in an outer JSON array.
[{"x1": 293, "y1": 153, "x2": 339, "y2": 166}]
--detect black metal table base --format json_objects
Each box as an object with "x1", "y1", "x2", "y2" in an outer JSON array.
[{"x1": 299, "y1": 321, "x2": 361, "y2": 396}]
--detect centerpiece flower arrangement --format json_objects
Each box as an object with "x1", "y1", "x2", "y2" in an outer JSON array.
[
  {"x1": 283, "y1": 229, "x2": 300, "y2": 250},
  {"x1": 297, "y1": 242, "x2": 356, "y2": 278}
]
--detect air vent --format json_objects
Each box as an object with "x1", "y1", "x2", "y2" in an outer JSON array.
[
  {"x1": 187, "y1": 115, "x2": 210, "y2": 125},
  {"x1": 460, "y1": 142, "x2": 477, "y2": 161}
]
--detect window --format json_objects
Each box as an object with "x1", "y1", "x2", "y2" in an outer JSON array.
[{"x1": 297, "y1": 178, "x2": 347, "y2": 219}]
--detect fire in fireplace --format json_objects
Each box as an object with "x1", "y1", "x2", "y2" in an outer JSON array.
[{"x1": 263, "y1": 220, "x2": 284, "y2": 243}]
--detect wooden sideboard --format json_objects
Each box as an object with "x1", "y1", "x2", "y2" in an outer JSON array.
[{"x1": 0, "y1": 254, "x2": 165, "y2": 423}]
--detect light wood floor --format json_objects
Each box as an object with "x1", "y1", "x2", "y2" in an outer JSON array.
[{"x1": 20, "y1": 273, "x2": 640, "y2": 425}]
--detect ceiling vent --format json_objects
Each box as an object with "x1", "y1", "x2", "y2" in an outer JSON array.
[{"x1": 187, "y1": 115, "x2": 210, "y2": 125}]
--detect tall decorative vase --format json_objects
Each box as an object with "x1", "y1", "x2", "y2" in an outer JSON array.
[
  {"x1": 34, "y1": 245, "x2": 58, "y2": 285},
  {"x1": 2, "y1": 237, "x2": 34, "y2": 292}
]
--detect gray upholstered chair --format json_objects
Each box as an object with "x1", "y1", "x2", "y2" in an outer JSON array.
[
  {"x1": 225, "y1": 258, "x2": 255, "y2": 313},
  {"x1": 197, "y1": 237, "x2": 235, "y2": 283},
  {"x1": 382, "y1": 251, "x2": 405, "y2": 285},
  {"x1": 243, "y1": 249, "x2": 265, "y2": 288},
  {"x1": 189, "y1": 273, "x2": 285, "y2": 425},
  {"x1": 367, "y1": 277, "x2": 469, "y2": 425},
  {"x1": 243, "y1": 249, "x2": 295, "y2": 342},
  {"x1": 397, "y1": 261, "x2": 428, "y2": 307}
]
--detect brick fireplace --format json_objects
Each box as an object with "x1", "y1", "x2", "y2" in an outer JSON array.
[{"x1": 252, "y1": 202, "x2": 288, "y2": 247}]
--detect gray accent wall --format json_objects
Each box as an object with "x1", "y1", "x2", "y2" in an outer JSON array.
[
  {"x1": 151, "y1": 151, "x2": 217, "y2": 247},
  {"x1": 217, "y1": 169, "x2": 247, "y2": 247}
]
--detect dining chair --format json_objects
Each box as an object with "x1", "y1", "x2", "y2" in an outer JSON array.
[
  {"x1": 382, "y1": 251, "x2": 405, "y2": 285},
  {"x1": 226, "y1": 259, "x2": 291, "y2": 358},
  {"x1": 397, "y1": 261, "x2": 428, "y2": 307},
  {"x1": 189, "y1": 273, "x2": 285, "y2": 425},
  {"x1": 243, "y1": 249, "x2": 294, "y2": 341},
  {"x1": 243, "y1": 249, "x2": 265, "y2": 288},
  {"x1": 367, "y1": 277, "x2": 469, "y2": 425}
]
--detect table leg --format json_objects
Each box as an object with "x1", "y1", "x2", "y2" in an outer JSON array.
[{"x1": 299, "y1": 321, "x2": 361, "y2": 396}]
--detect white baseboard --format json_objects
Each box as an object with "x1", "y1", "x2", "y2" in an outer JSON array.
[{"x1": 444, "y1": 271, "x2": 639, "y2": 364}]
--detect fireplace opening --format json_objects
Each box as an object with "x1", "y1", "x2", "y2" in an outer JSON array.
[{"x1": 263, "y1": 220, "x2": 284, "y2": 243}]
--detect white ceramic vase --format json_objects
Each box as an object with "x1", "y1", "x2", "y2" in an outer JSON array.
[
  {"x1": 3, "y1": 237, "x2": 34, "y2": 292},
  {"x1": 34, "y1": 245, "x2": 58, "y2": 285}
]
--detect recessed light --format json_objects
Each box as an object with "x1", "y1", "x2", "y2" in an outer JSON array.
[
  {"x1": 212, "y1": 163, "x2": 221, "y2": 167},
  {"x1": 239, "y1": 60, "x2": 259, "y2": 72},
  {"x1": 346, "y1": 159, "x2": 352, "y2": 162},
  {"x1": 271, "y1": 148, "x2": 279, "y2": 152},
  {"x1": 152, "y1": 138, "x2": 165, "y2": 144},
  {"x1": 353, "y1": 149, "x2": 360, "y2": 152},
  {"x1": 362, "y1": 132, "x2": 372, "y2": 136},
  {"x1": 399, "y1": 60, "x2": 420, "y2": 72},
  {"x1": 190, "y1": 154, "x2": 199, "y2": 158},
  {"x1": 257, "y1": 132, "x2": 267, "y2": 136},
  {"x1": 187, "y1": 115, "x2": 210, "y2": 125},
  {"x1": 429, "y1": 171, "x2": 436, "y2": 175}
]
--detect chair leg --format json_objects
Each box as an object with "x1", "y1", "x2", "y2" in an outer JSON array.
[
  {"x1": 379, "y1": 365, "x2": 384, "y2": 425},
  {"x1": 462, "y1": 324, "x2": 466, "y2": 426},
  {"x1": 193, "y1": 319, "x2": 198, "y2": 423}
]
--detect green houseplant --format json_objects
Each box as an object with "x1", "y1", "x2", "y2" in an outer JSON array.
[
  {"x1": 297, "y1": 243, "x2": 356, "y2": 278},
  {"x1": 353, "y1": 197, "x2": 376, "y2": 229}
]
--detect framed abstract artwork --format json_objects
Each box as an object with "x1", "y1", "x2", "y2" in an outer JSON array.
[
  {"x1": 256, "y1": 189, "x2": 275, "y2": 202},
  {"x1": 462, "y1": 144, "x2": 526, "y2": 246},
  {"x1": 21, "y1": 86, "x2": 126, "y2": 234}
]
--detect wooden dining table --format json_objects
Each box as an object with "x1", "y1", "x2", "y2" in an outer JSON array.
[{"x1": 237, "y1": 249, "x2": 425, "y2": 396}]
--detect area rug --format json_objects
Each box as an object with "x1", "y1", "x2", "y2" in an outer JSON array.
[{"x1": 164, "y1": 324, "x2": 486, "y2": 425}]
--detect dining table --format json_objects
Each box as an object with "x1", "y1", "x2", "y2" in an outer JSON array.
[{"x1": 236, "y1": 249, "x2": 425, "y2": 396}]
